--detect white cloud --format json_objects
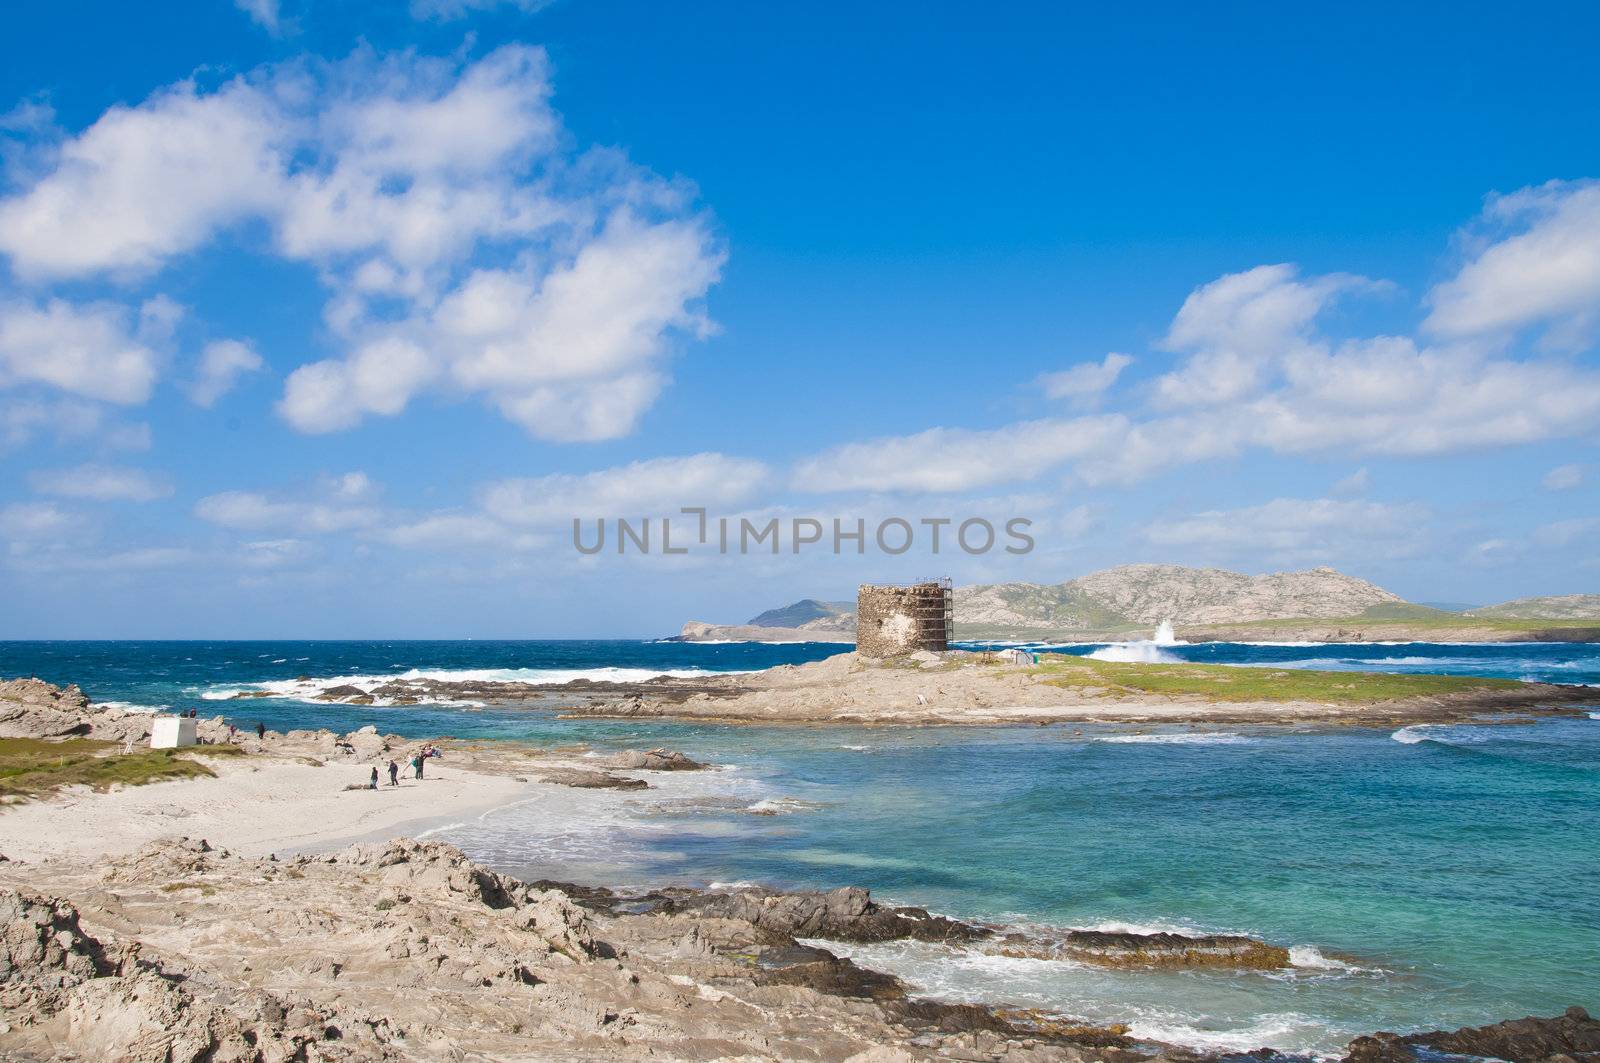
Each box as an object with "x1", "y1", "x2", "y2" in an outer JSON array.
[
  {"x1": 187, "y1": 339, "x2": 264, "y2": 407},
  {"x1": 482, "y1": 454, "x2": 769, "y2": 525},
  {"x1": 1154, "y1": 264, "x2": 1376, "y2": 408},
  {"x1": 234, "y1": 0, "x2": 281, "y2": 32},
  {"x1": 1038, "y1": 353, "x2": 1132, "y2": 403},
  {"x1": 1533, "y1": 517, "x2": 1600, "y2": 548},
  {"x1": 1146, "y1": 497, "x2": 1427, "y2": 562},
  {"x1": 1332, "y1": 467, "x2": 1370, "y2": 495},
  {"x1": 0, "y1": 78, "x2": 287, "y2": 280},
  {"x1": 0, "y1": 399, "x2": 149, "y2": 453},
  {"x1": 239, "y1": 538, "x2": 312, "y2": 568},
  {"x1": 1426, "y1": 180, "x2": 1600, "y2": 346},
  {"x1": 791, "y1": 416, "x2": 1127, "y2": 493},
  {"x1": 409, "y1": 0, "x2": 552, "y2": 20},
  {"x1": 195, "y1": 488, "x2": 381, "y2": 533},
  {"x1": 0, "y1": 46, "x2": 724, "y2": 440},
  {"x1": 30, "y1": 464, "x2": 173, "y2": 502},
  {"x1": 1542, "y1": 463, "x2": 1585, "y2": 491},
  {"x1": 0, "y1": 297, "x2": 165, "y2": 403},
  {"x1": 798, "y1": 259, "x2": 1600, "y2": 494},
  {"x1": 379, "y1": 513, "x2": 538, "y2": 550},
  {"x1": 0, "y1": 501, "x2": 76, "y2": 538}
]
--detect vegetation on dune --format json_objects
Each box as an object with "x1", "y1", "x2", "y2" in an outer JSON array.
[
  {"x1": 1028, "y1": 655, "x2": 1525, "y2": 703},
  {"x1": 0, "y1": 737, "x2": 244, "y2": 803}
]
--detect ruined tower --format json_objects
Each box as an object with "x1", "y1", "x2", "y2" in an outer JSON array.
[{"x1": 855, "y1": 579, "x2": 952, "y2": 658}]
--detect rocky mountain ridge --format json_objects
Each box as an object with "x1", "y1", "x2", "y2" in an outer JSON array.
[{"x1": 1466, "y1": 594, "x2": 1600, "y2": 620}]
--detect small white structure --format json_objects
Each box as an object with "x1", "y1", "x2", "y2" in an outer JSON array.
[
  {"x1": 151, "y1": 715, "x2": 197, "y2": 749},
  {"x1": 996, "y1": 648, "x2": 1036, "y2": 666}
]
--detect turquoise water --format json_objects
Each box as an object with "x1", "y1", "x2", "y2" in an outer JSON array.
[{"x1": 2, "y1": 639, "x2": 1597, "y2": 1054}]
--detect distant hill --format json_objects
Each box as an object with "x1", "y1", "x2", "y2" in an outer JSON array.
[
  {"x1": 1465, "y1": 594, "x2": 1600, "y2": 620},
  {"x1": 747, "y1": 599, "x2": 855, "y2": 630},
  {"x1": 688, "y1": 564, "x2": 1408, "y2": 641}
]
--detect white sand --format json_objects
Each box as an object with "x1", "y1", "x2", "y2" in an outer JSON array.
[{"x1": 0, "y1": 754, "x2": 532, "y2": 864}]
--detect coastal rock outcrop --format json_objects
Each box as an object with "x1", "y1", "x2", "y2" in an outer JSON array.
[
  {"x1": 0, "y1": 679, "x2": 95, "y2": 739},
  {"x1": 1343, "y1": 1006, "x2": 1600, "y2": 1063},
  {"x1": 662, "y1": 884, "x2": 989, "y2": 944},
  {"x1": 995, "y1": 929, "x2": 1290, "y2": 970}
]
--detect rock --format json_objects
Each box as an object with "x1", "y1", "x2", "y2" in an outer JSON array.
[
  {"x1": 536, "y1": 768, "x2": 649, "y2": 790},
  {"x1": 315, "y1": 684, "x2": 369, "y2": 700},
  {"x1": 603, "y1": 749, "x2": 706, "y2": 771},
  {"x1": 0, "y1": 678, "x2": 94, "y2": 739},
  {"x1": 1344, "y1": 1007, "x2": 1600, "y2": 1063},
  {"x1": 0, "y1": 890, "x2": 108, "y2": 986},
  {"x1": 666, "y1": 885, "x2": 987, "y2": 944},
  {"x1": 995, "y1": 928, "x2": 1291, "y2": 970}
]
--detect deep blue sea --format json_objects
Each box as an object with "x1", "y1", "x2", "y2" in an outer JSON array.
[{"x1": 2, "y1": 638, "x2": 1597, "y2": 1055}]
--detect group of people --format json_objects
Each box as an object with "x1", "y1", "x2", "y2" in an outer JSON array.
[{"x1": 366, "y1": 746, "x2": 442, "y2": 790}]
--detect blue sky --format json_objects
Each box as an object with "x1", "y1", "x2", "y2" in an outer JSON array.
[{"x1": 1, "y1": 0, "x2": 1598, "y2": 637}]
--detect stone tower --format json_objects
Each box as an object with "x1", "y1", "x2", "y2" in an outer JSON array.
[{"x1": 856, "y1": 579, "x2": 952, "y2": 658}]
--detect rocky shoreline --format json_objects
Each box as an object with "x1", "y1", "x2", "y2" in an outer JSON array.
[
  {"x1": 211, "y1": 650, "x2": 1600, "y2": 730},
  {"x1": 2, "y1": 836, "x2": 1596, "y2": 1063},
  {"x1": 1, "y1": 677, "x2": 1597, "y2": 1061}
]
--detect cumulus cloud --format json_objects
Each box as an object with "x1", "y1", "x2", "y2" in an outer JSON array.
[
  {"x1": 233, "y1": 0, "x2": 281, "y2": 33},
  {"x1": 1145, "y1": 497, "x2": 1428, "y2": 563},
  {"x1": 1038, "y1": 353, "x2": 1132, "y2": 403},
  {"x1": 194, "y1": 473, "x2": 383, "y2": 533},
  {"x1": 0, "y1": 297, "x2": 167, "y2": 403},
  {"x1": 0, "y1": 501, "x2": 77, "y2": 538},
  {"x1": 791, "y1": 417, "x2": 1128, "y2": 494},
  {"x1": 0, "y1": 78, "x2": 287, "y2": 280},
  {"x1": 1542, "y1": 463, "x2": 1585, "y2": 491},
  {"x1": 482, "y1": 454, "x2": 770, "y2": 525},
  {"x1": 1154, "y1": 265, "x2": 1377, "y2": 408},
  {"x1": 186, "y1": 339, "x2": 264, "y2": 407},
  {"x1": 30, "y1": 464, "x2": 173, "y2": 502},
  {"x1": 0, "y1": 46, "x2": 724, "y2": 439},
  {"x1": 409, "y1": 0, "x2": 553, "y2": 20},
  {"x1": 0, "y1": 399, "x2": 149, "y2": 453},
  {"x1": 801, "y1": 255, "x2": 1600, "y2": 493},
  {"x1": 1427, "y1": 180, "x2": 1600, "y2": 346}
]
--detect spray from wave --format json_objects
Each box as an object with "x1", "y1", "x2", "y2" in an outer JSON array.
[{"x1": 1088, "y1": 619, "x2": 1182, "y2": 663}]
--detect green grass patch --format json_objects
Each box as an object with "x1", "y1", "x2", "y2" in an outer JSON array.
[
  {"x1": 0, "y1": 737, "x2": 234, "y2": 803},
  {"x1": 1028, "y1": 655, "x2": 1524, "y2": 703}
]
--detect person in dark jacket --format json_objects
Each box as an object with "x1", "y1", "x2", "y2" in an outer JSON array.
[
  {"x1": 387, "y1": 760, "x2": 400, "y2": 787},
  {"x1": 369, "y1": 766, "x2": 379, "y2": 790}
]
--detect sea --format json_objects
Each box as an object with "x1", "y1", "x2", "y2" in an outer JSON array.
[{"x1": 2, "y1": 637, "x2": 1597, "y2": 1056}]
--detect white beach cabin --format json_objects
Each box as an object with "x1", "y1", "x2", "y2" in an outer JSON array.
[{"x1": 150, "y1": 714, "x2": 198, "y2": 749}]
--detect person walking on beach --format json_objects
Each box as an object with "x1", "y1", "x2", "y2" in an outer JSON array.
[
  {"x1": 256, "y1": 721, "x2": 265, "y2": 740},
  {"x1": 370, "y1": 766, "x2": 379, "y2": 790},
  {"x1": 387, "y1": 760, "x2": 399, "y2": 787},
  {"x1": 412, "y1": 752, "x2": 424, "y2": 780}
]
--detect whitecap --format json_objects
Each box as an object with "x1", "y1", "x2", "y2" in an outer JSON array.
[
  {"x1": 1126, "y1": 1012, "x2": 1327, "y2": 1054},
  {"x1": 1087, "y1": 642, "x2": 1181, "y2": 664},
  {"x1": 1287, "y1": 945, "x2": 1364, "y2": 972},
  {"x1": 1390, "y1": 726, "x2": 1430, "y2": 744},
  {"x1": 1096, "y1": 732, "x2": 1248, "y2": 745},
  {"x1": 94, "y1": 701, "x2": 169, "y2": 714}
]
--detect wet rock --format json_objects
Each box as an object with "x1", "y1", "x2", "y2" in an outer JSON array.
[
  {"x1": 996, "y1": 928, "x2": 1291, "y2": 970},
  {"x1": 729, "y1": 942, "x2": 905, "y2": 1000},
  {"x1": 665, "y1": 885, "x2": 988, "y2": 944},
  {"x1": 315, "y1": 684, "x2": 369, "y2": 701},
  {"x1": 537, "y1": 768, "x2": 649, "y2": 790},
  {"x1": 604, "y1": 749, "x2": 706, "y2": 771},
  {"x1": 1344, "y1": 1007, "x2": 1600, "y2": 1063}
]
